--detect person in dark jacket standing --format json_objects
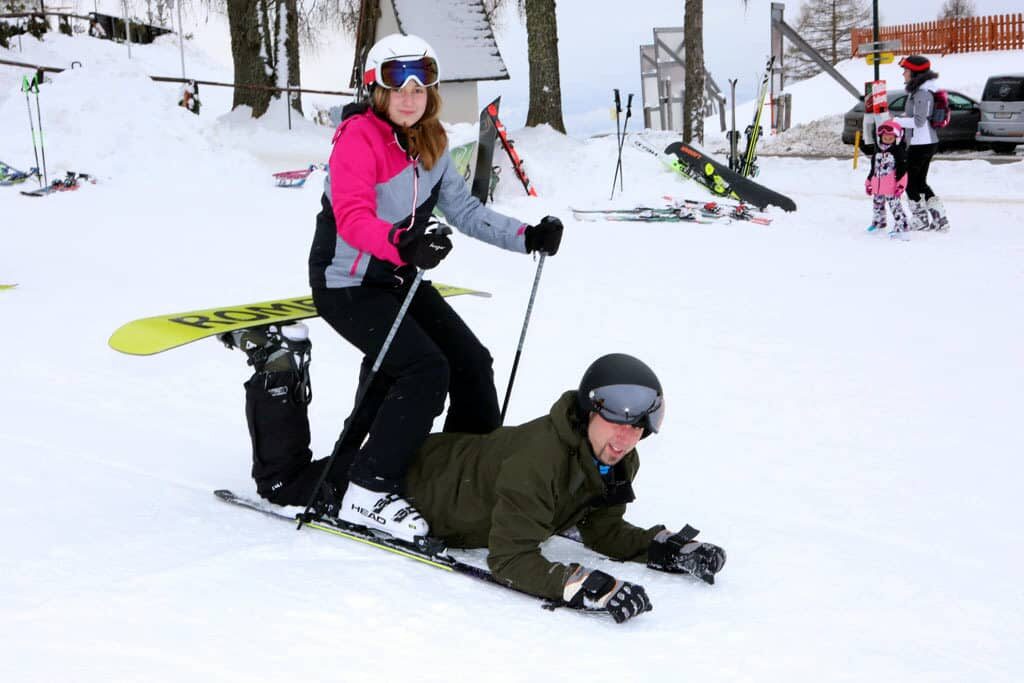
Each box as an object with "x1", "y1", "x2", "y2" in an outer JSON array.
[
  {"x1": 224, "y1": 33, "x2": 564, "y2": 544},
  {"x1": 402, "y1": 353, "x2": 727, "y2": 623},
  {"x1": 892, "y1": 55, "x2": 950, "y2": 231}
]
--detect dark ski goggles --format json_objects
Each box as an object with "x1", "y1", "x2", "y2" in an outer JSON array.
[
  {"x1": 372, "y1": 56, "x2": 440, "y2": 89},
  {"x1": 589, "y1": 384, "x2": 665, "y2": 433}
]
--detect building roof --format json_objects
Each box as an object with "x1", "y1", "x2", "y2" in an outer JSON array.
[{"x1": 390, "y1": 0, "x2": 508, "y2": 82}]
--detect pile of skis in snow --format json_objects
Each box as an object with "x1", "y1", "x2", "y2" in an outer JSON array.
[{"x1": 572, "y1": 197, "x2": 772, "y2": 225}]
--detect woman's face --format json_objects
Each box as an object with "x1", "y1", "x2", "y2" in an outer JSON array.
[
  {"x1": 386, "y1": 83, "x2": 428, "y2": 127},
  {"x1": 902, "y1": 67, "x2": 912, "y2": 83}
]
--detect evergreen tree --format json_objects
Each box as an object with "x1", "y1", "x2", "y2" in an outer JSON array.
[{"x1": 782, "y1": 0, "x2": 870, "y2": 84}]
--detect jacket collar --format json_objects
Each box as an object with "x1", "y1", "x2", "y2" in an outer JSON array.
[{"x1": 548, "y1": 391, "x2": 639, "y2": 504}]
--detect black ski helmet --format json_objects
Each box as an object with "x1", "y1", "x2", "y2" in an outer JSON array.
[{"x1": 577, "y1": 353, "x2": 665, "y2": 438}]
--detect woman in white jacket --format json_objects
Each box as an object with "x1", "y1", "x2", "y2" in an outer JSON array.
[{"x1": 892, "y1": 55, "x2": 950, "y2": 231}]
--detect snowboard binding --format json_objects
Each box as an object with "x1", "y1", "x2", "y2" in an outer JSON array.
[{"x1": 221, "y1": 322, "x2": 312, "y2": 403}]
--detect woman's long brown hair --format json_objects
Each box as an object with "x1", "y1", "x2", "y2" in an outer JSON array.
[{"x1": 372, "y1": 87, "x2": 448, "y2": 170}]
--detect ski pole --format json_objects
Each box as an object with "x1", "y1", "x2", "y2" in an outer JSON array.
[
  {"x1": 297, "y1": 225, "x2": 451, "y2": 528},
  {"x1": 500, "y1": 252, "x2": 545, "y2": 424},
  {"x1": 615, "y1": 93, "x2": 633, "y2": 193},
  {"x1": 21, "y1": 76, "x2": 43, "y2": 187},
  {"x1": 728, "y1": 79, "x2": 738, "y2": 172},
  {"x1": 609, "y1": 89, "x2": 622, "y2": 199},
  {"x1": 33, "y1": 75, "x2": 48, "y2": 186}
]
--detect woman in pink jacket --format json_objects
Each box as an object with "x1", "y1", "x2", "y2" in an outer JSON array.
[{"x1": 300, "y1": 34, "x2": 563, "y2": 543}]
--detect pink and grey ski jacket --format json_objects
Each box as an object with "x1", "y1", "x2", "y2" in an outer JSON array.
[{"x1": 309, "y1": 108, "x2": 528, "y2": 289}]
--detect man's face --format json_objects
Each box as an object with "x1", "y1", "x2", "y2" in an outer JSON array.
[{"x1": 588, "y1": 412, "x2": 644, "y2": 467}]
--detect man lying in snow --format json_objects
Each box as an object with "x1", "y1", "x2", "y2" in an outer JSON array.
[{"x1": 226, "y1": 335, "x2": 727, "y2": 623}]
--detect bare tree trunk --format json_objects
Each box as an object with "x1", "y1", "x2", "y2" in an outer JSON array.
[
  {"x1": 523, "y1": 0, "x2": 566, "y2": 133},
  {"x1": 285, "y1": 0, "x2": 302, "y2": 114},
  {"x1": 682, "y1": 0, "x2": 704, "y2": 144},
  {"x1": 227, "y1": 0, "x2": 275, "y2": 117}
]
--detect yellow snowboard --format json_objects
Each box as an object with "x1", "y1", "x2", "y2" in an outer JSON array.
[{"x1": 109, "y1": 283, "x2": 491, "y2": 356}]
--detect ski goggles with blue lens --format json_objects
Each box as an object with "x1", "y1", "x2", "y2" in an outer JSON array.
[
  {"x1": 589, "y1": 384, "x2": 665, "y2": 433},
  {"x1": 370, "y1": 56, "x2": 440, "y2": 89}
]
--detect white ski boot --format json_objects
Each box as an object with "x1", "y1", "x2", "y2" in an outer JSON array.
[
  {"x1": 926, "y1": 196, "x2": 950, "y2": 231},
  {"x1": 339, "y1": 482, "x2": 430, "y2": 544},
  {"x1": 908, "y1": 199, "x2": 932, "y2": 230}
]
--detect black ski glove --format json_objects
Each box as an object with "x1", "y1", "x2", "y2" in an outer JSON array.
[
  {"x1": 647, "y1": 527, "x2": 727, "y2": 585},
  {"x1": 562, "y1": 566, "x2": 651, "y2": 624},
  {"x1": 397, "y1": 229, "x2": 453, "y2": 270},
  {"x1": 524, "y1": 216, "x2": 563, "y2": 256}
]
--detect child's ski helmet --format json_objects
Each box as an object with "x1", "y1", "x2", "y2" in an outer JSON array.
[{"x1": 876, "y1": 119, "x2": 904, "y2": 148}]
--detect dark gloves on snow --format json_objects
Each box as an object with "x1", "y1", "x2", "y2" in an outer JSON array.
[
  {"x1": 397, "y1": 227, "x2": 453, "y2": 270},
  {"x1": 562, "y1": 566, "x2": 651, "y2": 624},
  {"x1": 524, "y1": 216, "x2": 563, "y2": 256},
  {"x1": 647, "y1": 526, "x2": 727, "y2": 585}
]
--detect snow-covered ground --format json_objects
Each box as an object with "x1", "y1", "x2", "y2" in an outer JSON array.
[{"x1": 2, "y1": 30, "x2": 1023, "y2": 683}]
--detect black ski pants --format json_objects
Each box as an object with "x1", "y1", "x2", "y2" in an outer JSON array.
[
  {"x1": 246, "y1": 370, "x2": 354, "y2": 506},
  {"x1": 313, "y1": 282, "x2": 500, "y2": 493},
  {"x1": 906, "y1": 143, "x2": 938, "y2": 202}
]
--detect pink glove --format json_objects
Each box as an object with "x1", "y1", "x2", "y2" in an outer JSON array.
[
  {"x1": 864, "y1": 178, "x2": 874, "y2": 196},
  {"x1": 895, "y1": 175, "x2": 907, "y2": 197}
]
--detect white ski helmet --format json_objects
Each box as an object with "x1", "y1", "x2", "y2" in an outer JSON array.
[{"x1": 363, "y1": 33, "x2": 441, "y2": 90}]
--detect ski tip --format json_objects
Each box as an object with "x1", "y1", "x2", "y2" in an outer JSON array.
[{"x1": 0, "y1": 283, "x2": 17, "y2": 290}]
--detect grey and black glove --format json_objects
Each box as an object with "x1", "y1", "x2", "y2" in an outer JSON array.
[
  {"x1": 524, "y1": 216, "x2": 563, "y2": 256},
  {"x1": 647, "y1": 527, "x2": 727, "y2": 584},
  {"x1": 562, "y1": 566, "x2": 651, "y2": 624},
  {"x1": 397, "y1": 228, "x2": 453, "y2": 270}
]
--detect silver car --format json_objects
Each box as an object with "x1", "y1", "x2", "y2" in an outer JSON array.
[{"x1": 975, "y1": 74, "x2": 1024, "y2": 154}]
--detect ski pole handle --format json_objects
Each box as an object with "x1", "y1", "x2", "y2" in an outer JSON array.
[
  {"x1": 614, "y1": 88, "x2": 621, "y2": 113},
  {"x1": 625, "y1": 93, "x2": 633, "y2": 115}
]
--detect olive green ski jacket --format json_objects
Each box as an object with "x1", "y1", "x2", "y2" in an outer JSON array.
[{"x1": 405, "y1": 391, "x2": 665, "y2": 599}]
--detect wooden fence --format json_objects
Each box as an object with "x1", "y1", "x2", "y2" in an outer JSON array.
[{"x1": 851, "y1": 13, "x2": 1024, "y2": 56}]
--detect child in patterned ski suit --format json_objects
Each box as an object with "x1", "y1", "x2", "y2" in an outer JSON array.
[{"x1": 865, "y1": 120, "x2": 910, "y2": 239}]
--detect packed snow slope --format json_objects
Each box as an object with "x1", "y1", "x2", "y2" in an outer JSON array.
[{"x1": 2, "y1": 33, "x2": 1023, "y2": 683}]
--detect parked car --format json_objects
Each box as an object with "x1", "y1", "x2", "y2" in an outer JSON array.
[
  {"x1": 841, "y1": 89, "x2": 980, "y2": 152},
  {"x1": 975, "y1": 73, "x2": 1024, "y2": 154}
]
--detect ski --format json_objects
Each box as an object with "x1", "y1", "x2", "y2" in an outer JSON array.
[
  {"x1": 663, "y1": 197, "x2": 773, "y2": 225},
  {"x1": 109, "y1": 283, "x2": 492, "y2": 356},
  {"x1": 739, "y1": 56, "x2": 775, "y2": 179},
  {"x1": 485, "y1": 100, "x2": 538, "y2": 196},
  {"x1": 0, "y1": 284, "x2": 17, "y2": 290},
  {"x1": 571, "y1": 206, "x2": 723, "y2": 224},
  {"x1": 20, "y1": 171, "x2": 95, "y2": 197},
  {"x1": 471, "y1": 97, "x2": 501, "y2": 203},
  {"x1": 214, "y1": 489, "x2": 601, "y2": 614},
  {"x1": 630, "y1": 137, "x2": 794, "y2": 212},
  {"x1": 0, "y1": 160, "x2": 39, "y2": 186},
  {"x1": 272, "y1": 164, "x2": 327, "y2": 188},
  {"x1": 663, "y1": 141, "x2": 797, "y2": 212}
]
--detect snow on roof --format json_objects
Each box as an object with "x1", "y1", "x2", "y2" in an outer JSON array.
[{"x1": 391, "y1": 0, "x2": 508, "y2": 82}]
